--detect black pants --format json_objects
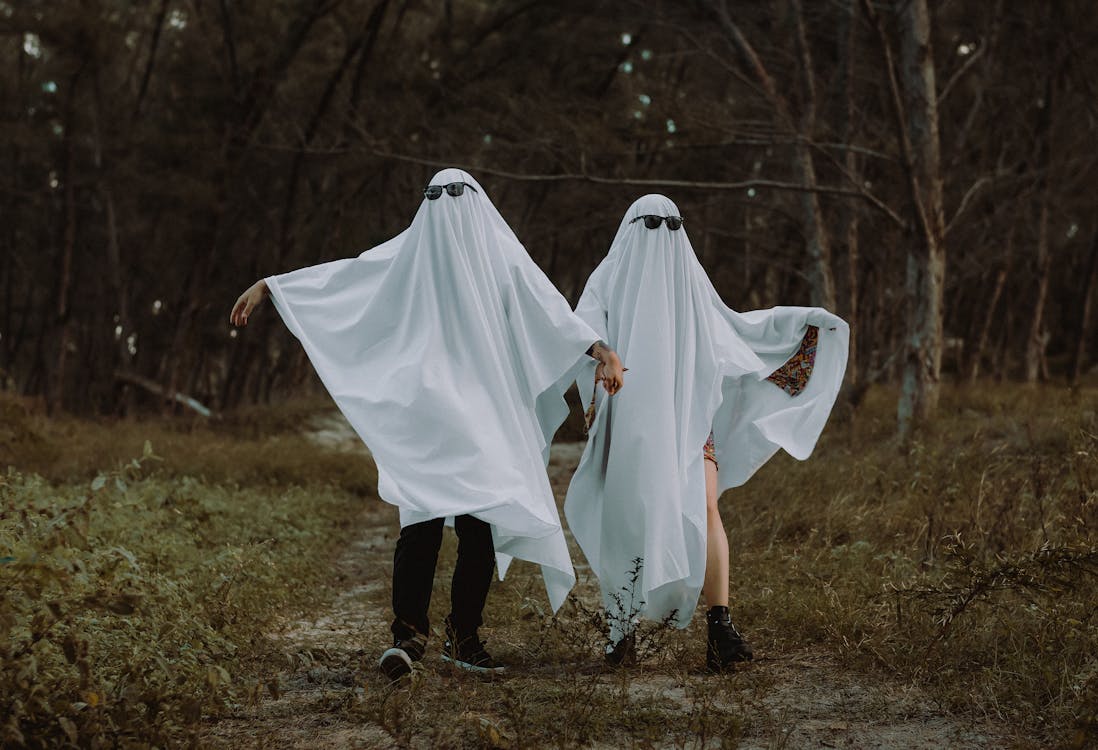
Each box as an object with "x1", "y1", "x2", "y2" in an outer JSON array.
[{"x1": 391, "y1": 514, "x2": 495, "y2": 642}]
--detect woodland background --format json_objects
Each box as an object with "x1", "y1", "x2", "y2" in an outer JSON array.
[
  {"x1": 3, "y1": 3, "x2": 1098, "y2": 748},
  {"x1": 4, "y1": 0, "x2": 1098, "y2": 433}
]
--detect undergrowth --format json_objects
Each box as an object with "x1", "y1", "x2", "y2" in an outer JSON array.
[
  {"x1": 2, "y1": 384, "x2": 1097, "y2": 747},
  {"x1": 729, "y1": 384, "x2": 1098, "y2": 747},
  {"x1": 1, "y1": 396, "x2": 372, "y2": 748}
]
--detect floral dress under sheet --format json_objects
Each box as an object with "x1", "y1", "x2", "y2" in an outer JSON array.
[{"x1": 703, "y1": 325, "x2": 819, "y2": 469}]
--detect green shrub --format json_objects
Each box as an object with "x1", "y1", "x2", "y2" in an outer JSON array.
[{"x1": 1, "y1": 438, "x2": 369, "y2": 748}]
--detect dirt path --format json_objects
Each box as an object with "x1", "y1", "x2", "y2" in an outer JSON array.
[{"x1": 204, "y1": 414, "x2": 1006, "y2": 749}]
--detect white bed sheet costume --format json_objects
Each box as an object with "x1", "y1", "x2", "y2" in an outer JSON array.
[
  {"x1": 265, "y1": 168, "x2": 600, "y2": 613},
  {"x1": 563, "y1": 194, "x2": 849, "y2": 639}
]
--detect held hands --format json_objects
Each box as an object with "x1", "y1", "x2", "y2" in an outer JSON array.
[
  {"x1": 595, "y1": 352, "x2": 626, "y2": 396},
  {"x1": 587, "y1": 340, "x2": 625, "y2": 395},
  {"x1": 230, "y1": 279, "x2": 269, "y2": 327}
]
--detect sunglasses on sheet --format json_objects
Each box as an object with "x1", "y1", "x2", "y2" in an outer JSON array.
[
  {"x1": 423, "y1": 181, "x2": 479, "y2": 200},
  {"x1": 630, "y1": 214, "x2": 684, "y2": 230}
]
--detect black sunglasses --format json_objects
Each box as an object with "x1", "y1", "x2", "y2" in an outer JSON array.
[
  {"x1": 630, "y1": 214, "x2": 684, "y2": 230},
  {"x1": 423, "y1": 181, "x2": 479, "y2": 200}
]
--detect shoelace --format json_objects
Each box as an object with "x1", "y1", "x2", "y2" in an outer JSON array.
[{"x1": 711, "y1": 620, "x2": 744, "y2": 640}]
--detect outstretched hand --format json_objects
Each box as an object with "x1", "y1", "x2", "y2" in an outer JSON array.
[{"x1": 230, "y1": 279, "x2": 269, "y2": 327}]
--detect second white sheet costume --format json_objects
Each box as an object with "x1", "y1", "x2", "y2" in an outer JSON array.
[
  {"x1": 564, "y1": 194, "x2": 849, "y2": 637},
  {"x1": 265, "y1": 169, "x2": 599, "y2": 612}
]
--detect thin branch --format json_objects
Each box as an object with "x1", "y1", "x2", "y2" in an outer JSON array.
[
  {"x1": 365, "y1": 148, "x2": 905, "y2": 224},
  {"x1": 862, "y1": 0, "x2": 933, "y2": 241},
  {"x1": 803, "y1": 137, "x2": 906, "y2": 227},
  {"x1": 664, "y1": 21, "x2": 771, "y2": 103},
  {"x1": 132, "y1": 0, "x2": 168, "y2": 120},
  {"x1": 707, "y1": 0, "x2": 796, "y2": 128},
  {"x1": 938, "y1": 39, "x2": 986, "y2": 104},
  {"x1": 945, "y1": 174, "x2": 994, "y2": 236},
  {"x1": 792, "y1": 0, "x2": 817, "y2": 131}
]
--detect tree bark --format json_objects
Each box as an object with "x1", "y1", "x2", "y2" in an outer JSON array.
[
  {"x1": 866, "y1": 0, "x2": 946, "y2": 437},
  {"x1": 968, "y1": 265, "x2": 1009, "y2": 383},
  {"x1": 791, "y1": 0, "x2": 836, "y2": 311},
  {"x1": 1071, "y1": 229, "x2": 1098, "y2": 384},
  {"x1": 48, "y1": 64, "x2": 87, "y2": 414},
  {"x1": 1024, "y1": 27, "x2": 1060, "y2": 384},
  {"x1": 708, "y1": 0, "x2": 837, "y2": 310},
  {"x1": 132, "y1": 0, "x2": 168, "y2": 120},
  {"x1": 1024, "y1": 195, "x2": 1052, "y2": 383},
  {"x1": 837, "y1": 0, "x2": 860, "y2": 387},
  {"x1": 161, "y1": 2, "x2": 340, "y2": 412},
  {"x1": 93, "y1": 66, "x2": 135, "y2": 413}
]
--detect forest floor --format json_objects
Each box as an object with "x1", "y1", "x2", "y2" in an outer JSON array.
[{"x1": 201, "y1": 412, "x2": 1008, "y2": 749}]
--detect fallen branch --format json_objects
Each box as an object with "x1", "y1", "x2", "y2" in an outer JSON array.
[{"x1": 114, "y1": 370, "x2": 217, "y2": 418}]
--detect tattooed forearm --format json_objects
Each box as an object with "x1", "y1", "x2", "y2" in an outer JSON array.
[
  {"x1": 587, "y1": 340, "x2": 622, "y2": 366},
  {"x1": 586, "y1": 339, "x2": 624, "y2": 394},
  {"x1": 587, "y1": 340, "x2": 610, "y2": 361}
]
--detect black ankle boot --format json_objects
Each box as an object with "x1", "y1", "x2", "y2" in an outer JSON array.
[
  {"x1": 604, "y1": 631, "x2": 637, "y2": 667},
  {"x1": 706, "y1": 606, "x2": 753, "y2": 672}
]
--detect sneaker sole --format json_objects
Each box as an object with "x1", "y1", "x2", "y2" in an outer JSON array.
[
  {"x1": 440, "y1": 653, "x2": 506, "y2": 675},
  {"x1": 379, "y1": 648, "x2": 413, "y2": 681}
]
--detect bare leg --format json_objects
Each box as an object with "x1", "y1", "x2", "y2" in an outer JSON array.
[
  {"x1": 701, "y1": 459, "x2": 730, "y2": 608},
  {"x1": 701, "y1": 459, "x2": 753, "y2": 669}
]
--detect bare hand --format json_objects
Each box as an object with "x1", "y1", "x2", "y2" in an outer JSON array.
[
  {"x1": 230, "y1": 279, "x2": 268, "y2": 327},
  {"x1": 596, "y1": 354, "x2": 625, "y2": 395}
]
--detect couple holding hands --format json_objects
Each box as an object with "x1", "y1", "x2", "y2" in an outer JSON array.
[{"x1": 230, "y1": 168, "x2": 848, "y2": 680}]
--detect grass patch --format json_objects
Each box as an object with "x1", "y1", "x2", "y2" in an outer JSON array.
[
  {"x1": 2, "y1": 385, "x2": 1096, "y2": 747},
  {"x1": 0, "y1": 397, "x2": 375, "y2": 747},
  {"x1": 0, "y1": 392, "x2": 376, "y2": 493},
  {"x1": 728, "y1": 384, "x2": 1098, "y2": 747}
]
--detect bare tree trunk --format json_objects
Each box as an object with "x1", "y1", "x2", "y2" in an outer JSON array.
[
  {"x1": 276, "y1": 13, "x2": 386, "y2": 270},
  {"x1": 1024, "y1": 41, "x2": 1059, "y2": 384},
  {"x1": 1025, "y1": 197, "x2": 1052, "y2": 383},
  {"x1": 1071, "y1": 229, "x2": 1098, "y2": 385},
  {"x1": 866, "y1": 0, "x2": 946, "y2": 437},
  {"x1": 793, "y1": 147, "x2": 837, "y2": 309},
  {"x1": 49, "y1": 64, "x2": 86, "y2": 414},
  {"x1": 709, "y1": 0, "x2": 836, "y2": 311},
  {"x1": 993, "y1": 308, "x2": 1014, "y2": 381},
  {"x1": 743, "y1": 202, "x2": 758, "y2": 309},
  {"x1": 1, "y1": 233, "x2": 10, "y2": 374},
  {"x1": 3, "y1": 47, "x2": 27, "y2": 376},
  {"x1": 160, "y1": 2, "x2": 339, "y2": 412},
  {"x1": 792, "y1": 0, "x2": 835, "y2": 310},
  {"x1": 92, "y1": 67, "x2": 135, "y2": 414},
  {"x1": 968, "y1": 266, "x2": 1008, "y2": 382},
  {"x1": 132, "y1": 0, "x2": 168, "y2": 120},
  {"x1": 837, "y1": 0, "x2": 860, "y2": 388},
  {"x1": 899, "y1": 0, "x2": 946, "y2": 433}
]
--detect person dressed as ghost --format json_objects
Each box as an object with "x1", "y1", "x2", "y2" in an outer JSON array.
[
  {"x1": 230, "y1": 169, "x2": 624, "y2": 679},
  {"x1": 564, "y1": 194, "x2": 848, "y2": 672}
]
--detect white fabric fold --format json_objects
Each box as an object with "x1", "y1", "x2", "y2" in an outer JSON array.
[
  {"x1": 265, "y1": 168, "x2": 599, "y2": 611},
  {"x1": 563, "y1": 194, "x2": 849, "y2": 635}
]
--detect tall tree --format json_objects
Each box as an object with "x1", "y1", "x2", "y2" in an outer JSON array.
[{"x1": 866, "y1": 0, "x2": 947, "y2": 436}]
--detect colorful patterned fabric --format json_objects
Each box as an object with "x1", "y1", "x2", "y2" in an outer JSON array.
[
  {"x1": 703, "y1": 431, "x2": 717, "y2": 467},
  {"x1": 765, "y1": 325, "x2": 819, "y2": 397}
]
